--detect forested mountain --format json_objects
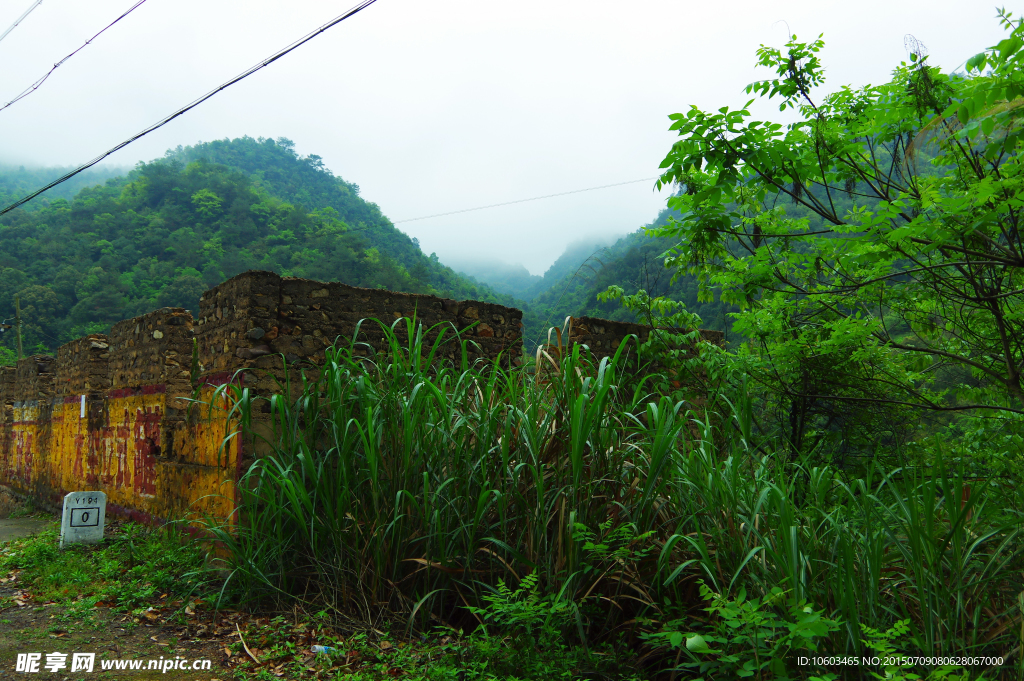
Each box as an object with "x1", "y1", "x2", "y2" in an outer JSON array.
[
  {"x1": 518, "y1": 236, "x2": 622, "y2": 301},
  {"x1": 0, "y1": 136, "x2": 747, "y2": 363},
  {"x1": 0, "y1": 137, "x2": 512, "y2": 359},
  {"x1": 512, "y1": 179, "x2": 890, "y2": 350}
]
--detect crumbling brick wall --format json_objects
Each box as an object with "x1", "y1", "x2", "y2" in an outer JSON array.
[
  {"x1": 0, "y1": 271, "x2": 526, "y2": 523},
  {"x1": 108, "y1": 308, "x2": 194, "y2": 412},
  {"x1": 0, "y1": 367, "x2": 15, "y2": 489},
  {"x1": 193, "y1": 269, "x2": 280, "y2": 377},
  {"x1": 55, "y1": 334, "x2": 110, "y2": 396},
  {"x1": 15, "y1": 354, "x2": 56, "y2": 403},
  {"x1": 193, "y1": 271, "x2": 527, "y2": 462},
  {"x1": 0, "y1": 365, "x2": 15, "y2": 424},
  {"x1": 195, "y1": 272, "x2": 524, "y2": 391}
]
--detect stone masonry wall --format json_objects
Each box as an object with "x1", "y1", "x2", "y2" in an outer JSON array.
[
  {"x1": 0, "y1": 271, "x2": 525, "y2": 524},
  {"x1": 195, "y1": 272, "x2": 523, "y2": 390},
  {"x1": 55, "y1": 334, "x2": 110, "y2": 396},
  {"x1": 15, "y1": 354, "x2": 56, "y2": 403},
  {"x1": 0, "y1": 365, "x2": 16, "y2": 424},
  {"x1": 108, "y1": 308, "x2": 194, "y2": 406}
]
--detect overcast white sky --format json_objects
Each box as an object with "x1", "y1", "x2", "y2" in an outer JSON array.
[{"x1": 0, "y1": 0, "x2": 1011, "y2": 274}]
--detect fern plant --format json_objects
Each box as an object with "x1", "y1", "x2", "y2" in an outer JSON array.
[{"x1": 469, "y1": 572, "x2": 573, "y2": 650}]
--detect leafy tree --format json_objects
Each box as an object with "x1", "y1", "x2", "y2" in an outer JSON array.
[
  {"x1": 653, "y1": 13, "x2": 1024, "y2": 456},
  {"x1": 17, "y1": 285, "x2": 64, "y2": 346},
  {"x1": 156, "y1": 273, "x2": 206, "y2": 311}
]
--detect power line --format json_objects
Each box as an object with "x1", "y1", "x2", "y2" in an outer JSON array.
[
  {"x1": 0, "y1": 0, "x2": 379, "y2": 217},
  {"x1": 394, "y1": 177, "x2": 660, "y2": 223},
  {"x1": 0, "y1": 0, "x2": 149, "y2": 116},
  {"x1": 0, "y1": 0, "x2": 43, "y2": 46}
]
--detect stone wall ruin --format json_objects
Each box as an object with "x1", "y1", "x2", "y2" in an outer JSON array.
[
  {"x1": 0, "y1": 271, "x2": 524, "y2": 524},
  {"x1": 0, "y1": 270, "x2": 718, "y2": 526}
]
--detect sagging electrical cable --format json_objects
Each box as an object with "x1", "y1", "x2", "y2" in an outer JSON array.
[
  {"x1": 0, "y1": 0, "x2": 379, "y2": 217},
  {"x1": 394, "y1": 177, "x2": 660, "y2": 223},
  {"x1": 0, "y1": 0, "x2": 150, "y2": 116},
  {"x1": 0, "y1": 0, "x2": 44, "y2": 46}
]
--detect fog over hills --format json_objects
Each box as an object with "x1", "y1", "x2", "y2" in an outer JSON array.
[
  {"x1": 0, "y1": 138, "x2": 737, "y2": 363},
  {"x1": 444, "y1": 234, "x2": 623, "y2": 300}
]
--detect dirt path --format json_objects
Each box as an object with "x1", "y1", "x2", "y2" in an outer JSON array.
[
  {"x1": 0, "y1": 601, "x2": 235, "y2": 679},
  {"x1": 0, "y1": 518, "x2": 51, "y2": 543},
  {"x1": 0, "y1": 517, "x2": 235, "y2": 679}
]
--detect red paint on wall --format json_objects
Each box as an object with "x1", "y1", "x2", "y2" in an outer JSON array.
[
  {"x1": 91, "y1": 428, "x2": 109, "y2": 487},
  {"x1": 115, "y1": 416, "x2": 130, "y2": 490},
  {"x1": 73, "y1": 433, "x2": 84, "y2": 480},
  {"x1": 12, "y1": 429, "x2": 32, "y2": 487},
  {"x1": 107, "y1": 386, "x2": 166, "y2": 399},
  {"x1": 132, "y1": 406, "x2": 161, "y2": 496}
]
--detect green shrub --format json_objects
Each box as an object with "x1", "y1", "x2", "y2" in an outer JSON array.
[{"x1": 645, "y1": 581, "x2": 840, "y2": 680}]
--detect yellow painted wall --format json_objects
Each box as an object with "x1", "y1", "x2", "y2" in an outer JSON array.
[{"x1": 0, "y1": 384, "x2": 239, "y2": 527}]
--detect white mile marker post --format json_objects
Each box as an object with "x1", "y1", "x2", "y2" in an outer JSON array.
[{"x1": 60, "y1": 491, "x2": 107, "y2": 549}]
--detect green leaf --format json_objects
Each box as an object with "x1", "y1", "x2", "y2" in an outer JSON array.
[
  {"x1": 957, "y1": 104, "x2": 970, "y2": 124},
  {"x1": 686, "y1": 634, "x2": 711, "y2": 652},
  {"x1": 966, "y1": 52, "x2": 988, "y2": 71}
]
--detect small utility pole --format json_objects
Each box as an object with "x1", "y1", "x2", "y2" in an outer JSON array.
[{"x1": 14, "y1": 294, "x2": 23, "y2": 360}]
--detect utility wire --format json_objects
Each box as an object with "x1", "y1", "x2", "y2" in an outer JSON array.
[
  {"x1": 0, "y1": 0, "x2": 149, "y2": 116},
  {"x1": 335, "y1": 177, "x2": 664, "y2": 233},
  {"x1": 0, "y1": 0, "x2": 43, "y2": 46},
  {"x1": 0, "y1": 0, "x2": 379, "y2": 217},
  {"x1": 394, "y1": 177, "x2": 660, "y2": 223}
]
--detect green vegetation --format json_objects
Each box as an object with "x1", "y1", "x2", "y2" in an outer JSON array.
[
  {"x1": 192, "y1": 318, "x2": 1020, "y2": 680},
  {"x1": 0, "y1": 521, "x2": 206, "y2": 625},
  {"x1": 1, "y1": 520, "x2": 620, "y2": 680},
  {"x1": 0, "y1": 137, "x2": 510, "y2": 358},
  {"x1": 652, "y1": 12, "x2": 1024, "y2": 461},
  {"x1": 189, "y1": 15, "x2": 1024, "y2": 680},
  {"x1": 227, "y1": 619, "x2": 644, "y2": 681},
  {"x1": 3, "y1": 12, "x2": 1024, "y2": 681}
]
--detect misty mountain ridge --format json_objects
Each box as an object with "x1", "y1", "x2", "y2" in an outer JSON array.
[
  {"x1": 444, "y1": 258, "x2": 541, "y2": 298},
  {"x1": 0, "y1": 136, "x2": 514, "y2": 358},
  {"x1": 0, "y1": 137, "x2": 734, "y2": 362},
  {"x1": 517, "y1": 210, "x2": 737, "y2": 348}
]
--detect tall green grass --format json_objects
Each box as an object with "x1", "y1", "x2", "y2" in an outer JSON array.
[{"x1": 200, "y1": 319, "x2": 1024, "y2": 678}]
